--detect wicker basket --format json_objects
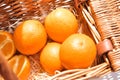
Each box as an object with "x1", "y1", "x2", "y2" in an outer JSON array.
[{"x1": 0, "y1": 0, "x2": 120, "y2": 80}]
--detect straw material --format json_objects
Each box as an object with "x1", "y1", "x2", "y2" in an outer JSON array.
[
  {"x1": 0, "y1": 0, "x2": 75, "y2": 32},
  {"x1": 89, "y1": 0, "x2": 120, "y2": 71},
  {"x1": 0, "y1": 0, "x2": 120, "y2": 79}
]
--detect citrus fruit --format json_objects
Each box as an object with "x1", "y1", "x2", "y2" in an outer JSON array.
[
  {"x1": 13, "y1": 20, "x2": 47, "y2": 55},
  {"x1": 40, "y1": 42, "x2": 63, "y2": 75},
  {"x1": 0, "y1": 31, "x2": 15, "y2": 60},
  {"x1": 60, "y1": 33, "x2": 96, "y2": 69},
  {"x1": 8, "y1": 55, "x2": 31, "y2": 80},
  {"x1": 45, "y1": 8, "x2": 78, "y2": 43}
]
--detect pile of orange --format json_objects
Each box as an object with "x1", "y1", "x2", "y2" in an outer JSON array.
[{"x1": 0, "y1": 7, "x2": 97, "y2": 79}]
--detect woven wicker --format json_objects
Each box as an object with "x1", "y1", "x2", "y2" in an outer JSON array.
[
  {"x1": 89, "y1": 0, "x2": 120, "y2": 71},
  {"x1": 0, "y1": 0, "x2": 120, "y2": 80}
]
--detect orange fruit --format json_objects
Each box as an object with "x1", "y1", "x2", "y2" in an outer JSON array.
[
  {"x1": 60, "y1": 33, "x2": 96, "y2": 69},
  {"x1": 13, "y1": 20, "x2": 47, "y2": 55},
  {"x1": 40, "y1": 42, "x2": 63, "y2": 75},
  {"x1": 45, "y1": 8, "x2": 78, "y2": 43},
  {"x1": 0, "y1": 31, "x2": 15, "y2": 60},
  {"x1": 8, "y1": 55, "x2": 31, "y2": 80}
]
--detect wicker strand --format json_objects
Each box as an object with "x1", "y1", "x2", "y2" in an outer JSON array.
[
  {"x1": 90, "y1": 0, "x2": 115, "y2": 40},
  {"x1": 106, "y1": 0, "x2": 120, "y2": 71},
  {"x1": 0, "y1": 0, "x2": 36, "y2": 31},
  {"x1": 89, "y1": 0, "x2": 120, "y2": 71},
  {"x1": 50, "y1": 62, "x2": 110, "y2": 80},
  {"x1": 81, "y1": 4, "x2": 101, "y2": 43},
  {"x1": 108, "y1": 49, "x2": 120, "y2": 71}
]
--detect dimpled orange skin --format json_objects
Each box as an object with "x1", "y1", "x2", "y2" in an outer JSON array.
[
  {"x1": 13, "y1": 20, "x2": 47, "y2": 55},
  {"x1": 60, "y1": 33, "x2": 97, "y2": 69},
  {"x1": 45, "y1": 8, "x2": 78, "y2": 43}
]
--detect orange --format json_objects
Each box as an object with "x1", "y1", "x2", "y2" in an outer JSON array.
[
  {"x1": 13, "y1": 20, "x2": 47, "y2": 55},
  {"x1": 60, "y1": 33, "x2": 96, "y2": 69},
  {"x1": 45, "y1": 8, "x2": 78, "y2": 43},
  {"x1": 40, "y1": 42, "x2": 63, "y2": 75},
  {"x1": 8, "y1": 55, "x2": 31, "y2": 80},
  {"x1": 0, "y1": 30, "x2": 15, "y2": 60}
]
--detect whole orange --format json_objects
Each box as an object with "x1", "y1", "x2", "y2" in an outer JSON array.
[
  {"x1": 45, "y1": 8, "x2": 78, "y2": 43},
  {"x1": 13, "y1": 20, "x2": 47, "y2": 55},
  {"x1": 60, "y1": 33, "x2": 96, "y2": 69},
  {"x1": 40, "y1": 42, "x2": 63, "y2": 75}
]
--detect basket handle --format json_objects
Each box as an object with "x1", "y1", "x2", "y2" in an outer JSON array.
[{"x1": 0, "y1": 51, "x2": 18, "y2": 80}]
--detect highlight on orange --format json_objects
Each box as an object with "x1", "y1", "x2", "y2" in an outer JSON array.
[
  {"x1": 13, "y1": 20, "x2": 47, "y2": 55},
  {"x1": 40, "y1": 42, "x2": 63, "y2": 75},
  {"x1": 45, "y1": 8, "x2": 78, "y2": 43},
  {"x1": 60, "y1": 33, "x2": 96, "y2": 69}
]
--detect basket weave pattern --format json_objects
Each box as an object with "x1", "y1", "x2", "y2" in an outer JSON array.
[{"x1": 89, "y1": 0, "x2": 120, "y2": 71}]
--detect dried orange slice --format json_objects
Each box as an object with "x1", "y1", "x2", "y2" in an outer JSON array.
[
  {"x1": 0, "y1": 31, "x2": 15, "y2": 60},
  {"x1": 8, "y1": 55, "x2": 31, "y2": 80}
]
